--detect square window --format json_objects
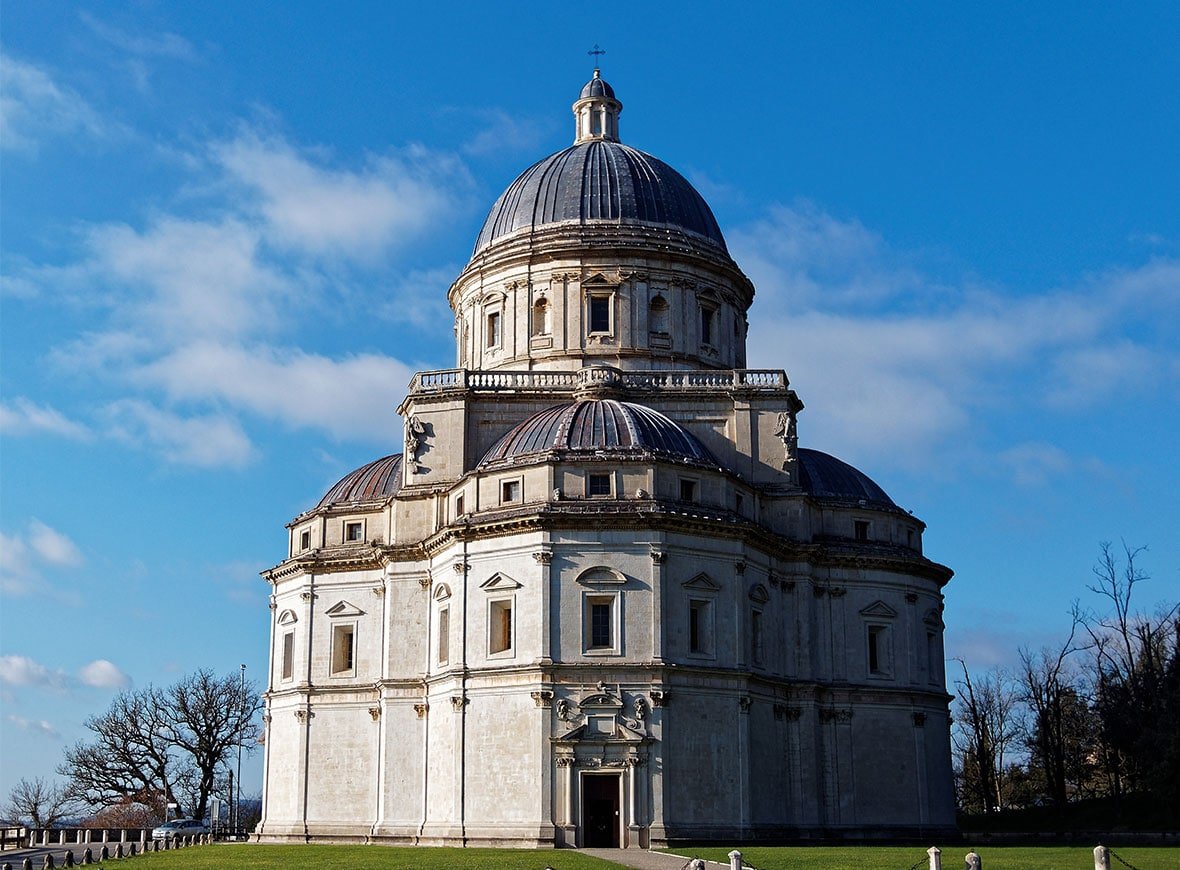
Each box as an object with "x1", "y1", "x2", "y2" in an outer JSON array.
[
  {"x1": 438, "y1": 608, "x2": 450, "y2": 665},
  {"x1": 299, "y1": 529, "x2": 311, "y2": 551},
  {"x1": 589, "y1": 295, "x2": 611, "y2": 333},
  {"x1": 679, "y1": 479, "x2": 698, "y2": 502},
  {"x1": 331, "y1": 624, "x2": 356, "y2": 675},
  {"x1": 486, "y1": 311, "x2": 501, "y2": 348},
  {"x1": 501, "y1": 479, "x2": 521, "y2": 504},
  {"x1": 587, "y1": 473, "x2": 611, "y2": 497},
  {"x1": 854, "y1": 520, "x2": 870, "y2": 541},
  {"x1": 281, "y1": 632, "x2": 294, "y2": 681},
  {"x1": 345, "y1": 521, "x2": 363, "y2": 542},
  {"x1": 489, "y1": 599, "x2": 513, "y2": 655}
]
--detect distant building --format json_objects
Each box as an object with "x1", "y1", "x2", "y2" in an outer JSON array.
[{"x1": 256, "y1": 69, "x2": 955, "y2": 848}]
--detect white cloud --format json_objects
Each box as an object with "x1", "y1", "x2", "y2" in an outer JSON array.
[
  {"x1": 79, "y1": 12, "x2": 199, "y2": 62},
  {"x1": 213, "y1": 132, "x2": 470, "y2": 258},
  {"x1": 133, "y1": 343, "x2": 413, "y2": 442},
  {"x1": 0, "y1": 655, "x2": 61, "y2": 688},
  {"x1": 732, "y1": 203, "x2": 1180, "y2": 467},
  {"x1": 0, "y1": 398, "x2": 92, "y2": 440},
  {"x1": 0, "y1": 53, "x2": 108, "y2": 152},
  {"x1": 29, "y1": 520, "x2": 84, "y2": 568},
  {"x1": 100, "y1": 399, "x2": 257, "y2": 468},
  {"x1": 462, "y1": 109, "x2": 551, "y2": 157},
  {"x1": 77, "y1": 659, "x2": 131, "y2": 689},
  {"x1": 5, "y1": 714, "x2": 62, "y2": 740}
]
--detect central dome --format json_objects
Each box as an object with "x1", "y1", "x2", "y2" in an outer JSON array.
[{"x1": 473, "y1": 71, "x2": 727, "y2": 256}]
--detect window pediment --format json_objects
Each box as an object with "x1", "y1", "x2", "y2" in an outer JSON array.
[
  {"x1": 923, "y1": 607, "x2": 944, "y2": 628},
  {"x1": 277, "y1": 609, "x2": 298, "y2": 626},
  {"x1": 748, "y1": 583, "x2": 770, "y2": 604},
  {"x1": 433, "y1": 582, "x2": 453, "y2": 602},
  {"x1": 576, "y1": 566, "x2": 626, "y2": 587},
  {"x1": 326, "y1": 600, "x2": 365, "y2": 618},
  {"x1": 682, "y1": 572, "x2": 721, "y2": 593},
  {"x1": 859, "y1": 600, "x2": 898, "y2": 619},
  {"x1": 480, "y1": 572, "x2": 522, "y2": 592}
]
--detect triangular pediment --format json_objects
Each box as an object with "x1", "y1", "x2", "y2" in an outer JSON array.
[
  {"x1": 582, "y1": 272, "x2": 614, "y2": 286},
  {"x1": 682, "y1": 572, "x2": 721, "y2": 592},
  {"x1": 480, "y1": 572, "x2": 522, "y2": 592},
  {"x1": 859, "y1": 600, "x2": 898, "y2": 619},
  {"x1": 277, "y1": 609, "x2": 298, "y2": 626},
  {"x1": 326, "y1": 600, "x2": 364, "y2": 618}
]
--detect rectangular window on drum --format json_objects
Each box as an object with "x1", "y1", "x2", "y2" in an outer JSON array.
[
  {"x1": 281, "y1": 632, "x2": 294, "y2": 681},
  {"x1": 589, "y1": 296, "x2": 611, "y2": 333}
]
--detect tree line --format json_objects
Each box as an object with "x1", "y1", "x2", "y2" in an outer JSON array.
[
  {"x1": 952, "y1": 542, "x2": 1179, "y2": 821},
  {"x1": 4, "y1": 669, "x2": 258, "y2": 828}
]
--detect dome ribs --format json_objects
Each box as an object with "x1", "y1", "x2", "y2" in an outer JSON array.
[{"x1": 317, "y1": 454, "x2": 404, "y2": 509}]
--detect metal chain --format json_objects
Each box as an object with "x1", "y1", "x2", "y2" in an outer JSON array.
[
  {"x1": 908, "y1": 859, "x2": 928, "y2": 870},
  {"x1": 1110, "y1": 849, "x2": 1143, "y2": 870}
]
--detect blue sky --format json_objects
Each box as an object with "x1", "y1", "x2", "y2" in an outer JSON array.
[{"x1": 2, "y1": 3, "x2": 1178, "y2": 801}]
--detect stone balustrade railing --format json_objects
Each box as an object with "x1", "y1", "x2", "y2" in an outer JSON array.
[{"x1": 407, "y1": 366, "x2": 788, "y2": 395}]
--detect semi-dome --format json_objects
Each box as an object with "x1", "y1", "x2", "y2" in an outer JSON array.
[
  {"x1": 472, "y1": 71, "x2": 727, "y2": 256},
  {"x1": 480, "y1": 399, "x2": 717, "y2": 467},
  {"x1": 317, "y1": 453, "x2": 403, "y2": 509},
  {"x1": 797, "y1": 448, "x2": 895, "y2": 507}
]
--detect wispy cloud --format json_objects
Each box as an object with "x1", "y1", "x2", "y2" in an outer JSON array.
[
  {"x1": 5, "y1": 714, "x2": 62, "y2": 740},
  {"x1": 0, "y1": 398, "x2": 92, "y2": 440},
  {"x1": 100, "y1": 399, "x2": 257, "y2": 468},
  {"x1": 461, "y1": 108, "x2": 552, "y2": 158},
  {"x1": 0, "y1": 654, "x2": 130, "y2": 695},
  {"x1": 79, "y1": 11, "x2": 199, "y2": 62},
  {"x1": 732, "y1": 203, "x2": 1180, "y2": 472},
  {"x1": 0, "y1": 521, "x2": 84, "y2": 597},
  {"x1": 0, "y1": 53, "x2": 111, "y2": 153}
]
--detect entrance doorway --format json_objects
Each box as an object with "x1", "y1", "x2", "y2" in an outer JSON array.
[{"x1": 581, "y1": 774, "x2": 621, "y2": 847}]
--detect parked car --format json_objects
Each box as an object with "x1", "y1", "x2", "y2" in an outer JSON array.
[{"x1": 151, "y1": 819, "x2": 209, "y2": 839}]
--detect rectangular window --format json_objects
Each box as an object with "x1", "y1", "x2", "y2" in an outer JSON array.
[
  {"x1": 907, "y1": 528, "x2": 915, "y2": 549},
  {"x1": 501, "y1": 479, "x2": 521, "y2": 504},
  {"x1": 867, "y1": 625, "x2": 891, "y2": 676},
  {"x1": 589, "y1": 296, "x2": 611, "y2": 333},
  {"x1": 700, "y1": 306, "x2": 716, "y2": 345},
  {"x1": 854, "y1": 520, "x2": 870, "y2": 541},
  {"x1": 735, "y1": 492, "x2": 744, "y2": 514},
  {"x1": 281, "y1": 632, "x2": 294, "y2": 681},
  {"x1": 587, "y1": 473, "x2": 611, "y2": 497},
  {"x1": 751, "y1": 610, "x2": 764, "y2": 666},
  {"x1": 489, "y1": 599, "x2": 513, "y2": 654},
  {"x1": 455, "y1": 494, "x2": 465, "y2": 516},
  {"x1": 299, "y1": 529, "x2": 311, "y2": 551},
  {"x1": 438, "y1": 608, "x2": 450, "y2": 665},
  {"x1": 331, "y1": 624, "x2": 356, "y2": 675},
  {"x1": 927, "y1": 631, "x2": 938, "y2": 683},
  {"x1": 345, "y1": 521, "x2": 363, "y2": 542},
  {"x1": 590, "y1": 600, "x2": 612, "y2": 649},
  {"x1": 486, "y1": 311, "x2": 501, "y2": 348},
  {"x1": 679, "y1": 478, "x2": 697, "y2": 502},
  {"x1": 689, "y1": 599, "x2": 711, "y2": 655}
]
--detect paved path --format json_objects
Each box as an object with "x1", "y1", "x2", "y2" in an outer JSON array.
[{"x1": 580, "y1": 848, "x2": 730, "y2": 869}]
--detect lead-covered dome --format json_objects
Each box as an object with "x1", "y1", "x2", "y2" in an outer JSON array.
[
  {"x1": 472, "y1": 71, "x2": 727, "y2": 256},
  {"x1": 480, "y1": 399, "x2": 717, "y2": 467},
  {"x1": 797, "y1": 448, "x2": 895, "y2": 507},
  {"x1": 317, "y1": 454, "x2": 403, "y2": 509}
]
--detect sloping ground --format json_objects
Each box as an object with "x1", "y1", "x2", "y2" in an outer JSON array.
[{"x1": 660, "y1": 846, "x2": 1180, "y2": 870}]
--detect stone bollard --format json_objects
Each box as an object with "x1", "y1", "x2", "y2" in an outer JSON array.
[
  {"x1": 1095, "y1": 845, "x2": 1111, "y2": 870},
  {"x1": 98, "y1": 846, "x2": 108, "y2": 862},
  {"x1": 116, "y1": 843, "x2": 125, "y2": 859},
  {"x1": 128, "y1": 842, "x2": 137, "y2": 856},
  {"x1": 22, "y1": 859, "x2": 33, "y2": 870},
  {"x1": 81, "y1": 849, "x2": 92, "y2": 866},
  {"x1": 689, "y1": 860, "x2": 707, "y2": 870},
  {"x1": 729, "y1": 850, "x2": 743, "y2": 870},
  {"x1": 64, "y1": 853, "x2": 74, "y2": 868},
  {"x1": 965, "y1": 851, "x2": 982, "y2": 870},
  {"x1": 152, "y1": 840, "x2": 160, "y2": 852},
  {"x1": 928, "y1": 846, "x2": 942, "y2": 870},
  {"x1": 41, "y1": 855, "x2": 53, "y2": 869}
]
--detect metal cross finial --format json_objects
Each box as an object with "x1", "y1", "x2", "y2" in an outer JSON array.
[{"x1": 588, "y1": 44, "x2": 606, "y2": 70}]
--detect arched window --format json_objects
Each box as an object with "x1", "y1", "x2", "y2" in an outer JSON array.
[
  {"x1": 532, "y1": 298, "x2": 551, "y2": 336},
  {"x1": 649, "y1": 295, "x2": 669, "y2": 334}
]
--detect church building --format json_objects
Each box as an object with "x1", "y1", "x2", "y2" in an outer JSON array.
[{"x1": 256, "y1": 69, "x2": 956, "y2": 848}]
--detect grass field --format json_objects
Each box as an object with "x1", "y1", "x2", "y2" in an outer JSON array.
[
  {"x1": 665, "y1": 845, "x2": 1180, "y2": 870},
  {"x1": 97, "y1": 844, "x2": 625, "y2": 869}
]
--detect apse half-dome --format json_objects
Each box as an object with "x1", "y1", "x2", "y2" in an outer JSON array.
[
  {"x1": 317, "y1": 453, "x2": 403, "y2": 509},
  {"x1": 797, "y1": 448, "x2": 896, "y2": 508},
  {"x1": 480, "y1": 399, "x2": 718, "y2": 468}
]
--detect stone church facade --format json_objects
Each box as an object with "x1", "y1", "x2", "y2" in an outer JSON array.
[{"x1": 256, "y1": 70, "x2": 956, "y2": 848}]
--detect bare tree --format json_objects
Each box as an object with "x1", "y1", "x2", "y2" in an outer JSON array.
[
  {"x1": 1080, "y1": 542, "x2": 1179, "y2": 798},
  {"x1": 952, "y1": 661, "x2": 1021, "y2": 813},
  {"x1": 159, "y1": 669, "x2": 258, "y2": 821},
  {"x1": 4, "y1": 777, "x2": 78, "y2": 828},
  {"x1": 59, "y1": 669, "x2": 259, "y2": 822}
]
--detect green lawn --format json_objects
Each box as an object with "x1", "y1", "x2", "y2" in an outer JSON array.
[
  {"x1": 663, "y1": 845, "x2": 1180, "y2": 870},
  {"x1": 111, "y1": 843, "x2": 626, "y2": 869}
]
